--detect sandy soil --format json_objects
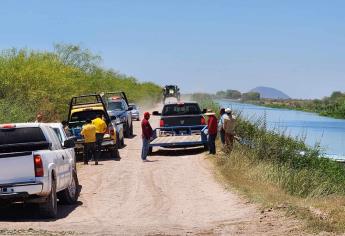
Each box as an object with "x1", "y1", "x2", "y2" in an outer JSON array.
[{"x1": 0, "y1": 105, "x2": 304, "y2": 236}]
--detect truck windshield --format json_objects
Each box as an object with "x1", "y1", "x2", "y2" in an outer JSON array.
[
  {"x1": 162, "y1": 104, "x2": 201, "y2": 116},
  {"x1": 108, "y1": 101, "x2": 123, "y2": 111},
  {"x1": 0, "y1": 127, "x2": 46, "y2": 145}
]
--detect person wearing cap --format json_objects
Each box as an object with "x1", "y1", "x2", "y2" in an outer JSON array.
[
  {"x1": 141, "y1": 112, "x2": 153, "y2": 162},
  {"x1": 206, "y1": 109, "x2": 218, "y2": 155},
  {"x1": 223, "y1": 108, "x2": 236, "y2": 153},
  {"x1": 81, "y1": 119, "x2": 97, "y2": 165},
  {"x1": 218, "y1": 108, "x2": 226, "y2": 147}
]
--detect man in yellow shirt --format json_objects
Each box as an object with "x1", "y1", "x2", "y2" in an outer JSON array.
[
  {"x1": 81, "y1": 119, "x2": 97, "y2": 165},
  {"x1": 92, "y1": 114, "x2": 107, "y2": 161}
]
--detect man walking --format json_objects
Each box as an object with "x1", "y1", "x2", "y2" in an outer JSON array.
[
  {"x1": 141, "y1": 112, "x2": 153, "y2": 162},
  {"x1": 206, "y1": 110, "x2": 218, "y2": 155},
  {"x1": 92, "y1": 114, "x2": 107, "y2": 162},
  {"x1": 81, "y1": 119, "x2": 97, "y2": 165},
  {"x1": 223, "y1": 108, "x2": 236, "y2": 153}
]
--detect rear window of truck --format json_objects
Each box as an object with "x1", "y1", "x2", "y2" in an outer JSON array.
[
  {"x1": 0, "y1": 127, "x2": 46, "y2": 145},
  {"x1": 70, "y1": 110, "x2": 106, "y2": 122},
  {"x1": 162, "y1": 103, "x2": 201, "y2": 116}
]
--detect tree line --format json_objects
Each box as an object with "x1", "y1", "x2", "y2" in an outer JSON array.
[{"x1": 0, "y1": 44, "x2": 162, "y2": 123}]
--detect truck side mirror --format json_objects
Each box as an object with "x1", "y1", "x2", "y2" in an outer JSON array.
[
  {"x1": 202, "y1": 109, "x2": 207, "y2": 114},
  {"x1": 63, "y1": 138, "x2": 75, "y2": 149},
  {"x1": 152, "y1": 111, "x2": 161, "y2": 116}
]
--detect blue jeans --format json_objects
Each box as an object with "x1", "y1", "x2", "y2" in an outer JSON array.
[
  {"x1": 141, "y1": 138, "x2": 150, "y2": 160},
  {"x1": 208, "y1": 134, "x2": 217, "y2": 154},
  {"x1": 220, "y1": 130, "x2": 225, "y2": 145}
]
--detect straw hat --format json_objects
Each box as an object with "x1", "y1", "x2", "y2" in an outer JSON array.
[{"x1": 205, "y1": 109, "x2": 216, "y2": 116}]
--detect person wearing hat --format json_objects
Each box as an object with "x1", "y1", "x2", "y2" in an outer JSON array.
[
  {"x1": 218, "y1": 108, "x2": 226, "y2": 147},
  {"x1": 223, "y1": 108, "x2": 236, "y2": 153},
  {"x1": 141, "y1": 112, "x2": 153, "y2": 162},
  {"x1": 206, "y1": 109, "x2": 218, "y2": 155}
]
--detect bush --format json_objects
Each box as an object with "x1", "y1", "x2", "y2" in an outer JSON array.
[{"x1": 0, "y1": 46, "x2": 162, "y2": 122}]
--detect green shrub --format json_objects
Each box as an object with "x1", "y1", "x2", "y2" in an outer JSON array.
[{"x1": 0, "y1": 45, "x2": 162, "y2": 122}]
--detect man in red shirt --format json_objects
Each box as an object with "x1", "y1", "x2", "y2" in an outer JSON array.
[
  {"x1": 206, "y1": 110, "x2": 218, "y2": 155},
  {"x1": 141, "y1": 112, "x2": 153, "y2": 161}
]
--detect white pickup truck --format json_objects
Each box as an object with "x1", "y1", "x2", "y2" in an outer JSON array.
[{"x1": 0, "y1": 123, "x2": 80, "y2": 218}]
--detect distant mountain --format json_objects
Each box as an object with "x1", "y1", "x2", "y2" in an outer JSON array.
[{"x1": 250, "y1": 86, "x2": 290, "y2": 100}]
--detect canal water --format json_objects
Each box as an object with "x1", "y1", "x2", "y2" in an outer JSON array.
[{"x1": 218, "y1": 99, "x2": 345, "y2": 160}]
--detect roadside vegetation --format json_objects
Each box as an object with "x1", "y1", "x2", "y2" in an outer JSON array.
[
  {"x1": 0, "y1": 44, "x2": 162, "y2": 123},
  {"x1": 192, "y1": 93, "x2": 345, "y2": 233},
  {"x1": 250, "y1": 91, "x2": 345, "y2": 119}
]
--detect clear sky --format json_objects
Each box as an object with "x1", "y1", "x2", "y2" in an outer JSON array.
[{"x1": 0, "y1": 0, "x2": 344, "y2": 99}]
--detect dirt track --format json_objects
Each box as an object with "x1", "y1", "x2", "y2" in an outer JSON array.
[{"x1": 0, "y1": 108, "x2": 303, "y2": 235}]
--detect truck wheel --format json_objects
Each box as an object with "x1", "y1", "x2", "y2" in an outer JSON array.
[
  {"x1": 40, "y1": 177, "x2": 58, "y2": 218},
  {"x1": 129, "y1": 122, "x2": 133, "y2": 136},
  {"x1": 110, "y1": 146, "x2": 120, "y2": 159},
  {"x1": 124, "y1": 123, "x2": 130, "y2": 138},
  {"x1": 57, "y1": 171, "x2": 79, "y2": 205},
  {"x1": 121, "y1": 137, "x2": 125, "y2": 147}
]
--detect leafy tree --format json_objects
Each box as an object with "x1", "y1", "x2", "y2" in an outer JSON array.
[{"x1": 242, "y1": 92, "x2": 260, "y2": 101}]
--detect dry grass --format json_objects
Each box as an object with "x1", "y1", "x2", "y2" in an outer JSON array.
[{"x1": 213, "y1": 145, "x2": 345, "y2": 234}]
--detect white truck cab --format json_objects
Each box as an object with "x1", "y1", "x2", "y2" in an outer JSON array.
[{"x1": 0, "y1": 123, "x2": 80, "y2": 218}]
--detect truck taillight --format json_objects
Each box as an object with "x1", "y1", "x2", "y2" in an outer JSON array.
[
  {"x1": 109, "y1": 127, "x2": 115, "y2": 136},
  {"x1": 160, "y1": 119, "x2": 165, "y2": 127},
  {"x1": 201, "y1": 116, "x2": 206, "y2": 125},
  {"x1": 34, "y1": 155, "x2": 44, "y2": 177}
]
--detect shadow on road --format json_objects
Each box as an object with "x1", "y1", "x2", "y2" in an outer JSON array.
[
  {"x1": 150, "y1": 147, "x2": 205, "y2": 157},
  {"x1": 0, "y1": 201, "x2": 83, "y2": 222}
]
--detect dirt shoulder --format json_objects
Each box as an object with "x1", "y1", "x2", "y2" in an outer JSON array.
[{"x1": 0, "y1": 105, "x2": 305, "y2": 235}]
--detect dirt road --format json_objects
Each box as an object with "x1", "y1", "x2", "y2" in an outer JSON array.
[{"x1": 0, "y1": 108, "x2": 302, "y2": 235}]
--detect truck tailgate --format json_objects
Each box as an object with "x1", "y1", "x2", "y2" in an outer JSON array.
[
  {"x1": 162, "y1": 115, "x2": 202, "y2": 127},
  {"x1": 0, "y1": 152, "x2": 36, "y2": 185}
]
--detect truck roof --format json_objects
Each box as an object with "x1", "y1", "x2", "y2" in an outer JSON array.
[{"x1": 0, "y1": 123, "x2": 51, "y2": 128}]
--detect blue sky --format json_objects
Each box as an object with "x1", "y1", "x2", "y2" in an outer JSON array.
[{"x1": 0, "y1": 0, "x2": 344, "y2": 99}]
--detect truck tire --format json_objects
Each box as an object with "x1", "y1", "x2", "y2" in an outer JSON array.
[
  {"x1": 121, "y1": 136, "x2": 125, "y2": 147},
  {"x1": 40, "y1": 177, "x2": 58, "y2": 218},
  {"x1": 109, "y1": 146, "x2": 120, "y2": 159},
  {"x1": 129, "y1": 122, "x2": 133, "y2": 136},
  {"x1": 57, "y1": 171, "x2": 79, "y2": 205},
  {"x1": 124, "y1": 123, "x2": 130, "y2": 138}
]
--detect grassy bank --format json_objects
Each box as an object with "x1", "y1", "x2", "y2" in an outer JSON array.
[
  {"x1": 192, "y1": 93, "x2": 345, "y2": 233},
  {"x1": 0, "y1": 44, "x2": 162, "y2": 123},
  {"x1": 247, "y1": 92, "x2": 345, "y2": 119}
]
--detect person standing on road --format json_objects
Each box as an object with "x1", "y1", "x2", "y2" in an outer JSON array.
[
  {"x1": 223, "y1": 108, "x2": 236, "y2": 153},
  {"x1": 206, "y1": 110, "x2": 218, "y2": 155},
  {"x1": 92, "y1": 114, "x2": 107, "y2": 163},
  {"x1": 141, "y1": 112, "x2": 153, "y2": 162},
  {"x1": 81, "y1": 119, "x2": 97, "y2": 165},
  {"x1": 218, "y1": 108, "x2": 226, "y2": 147}
]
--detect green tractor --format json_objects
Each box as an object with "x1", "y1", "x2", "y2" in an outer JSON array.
[{"x1": 163, "y1": 85, "x2": 180, "y2": 103}]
